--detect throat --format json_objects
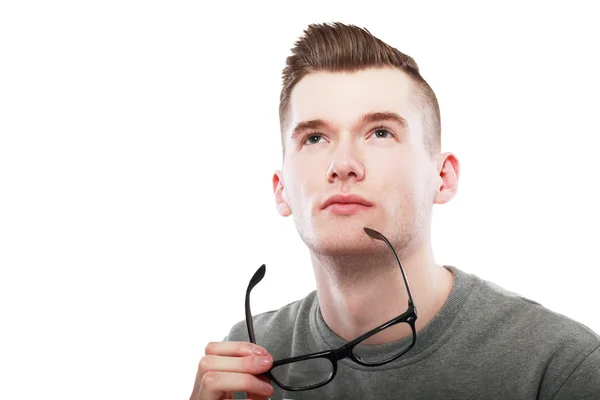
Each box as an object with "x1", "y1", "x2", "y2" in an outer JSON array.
[
  {"x1": 320, "y1": 268, "x2": 412, "y2": 342},
  {"x1": 315, "y1": 258, "x2": 454, "y2": 346}
]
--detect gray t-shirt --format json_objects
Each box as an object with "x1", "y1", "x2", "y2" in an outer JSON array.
[{"x1": 225, "y1": 266, "x2": 600, "y2": 399}]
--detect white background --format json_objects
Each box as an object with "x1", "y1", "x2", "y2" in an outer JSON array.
[{"x1": 1, "y1": 1, "x2": 599, "y2": 399}]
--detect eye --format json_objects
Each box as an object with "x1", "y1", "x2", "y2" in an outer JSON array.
[
  {"x1": 303, "y1": 133, "x2": 323, "y2": 145},
  {"x1": 373, "y1": 128, "x2": 393, "y2": 139}
]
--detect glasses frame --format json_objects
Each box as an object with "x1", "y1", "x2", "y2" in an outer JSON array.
[{"x1": 244, "y1": 227, "x2": 418, "y2": 392}]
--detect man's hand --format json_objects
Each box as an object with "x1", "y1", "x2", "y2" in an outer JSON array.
[{"x1": 190, "y1": 341, "x2": 274, "y2": 400}]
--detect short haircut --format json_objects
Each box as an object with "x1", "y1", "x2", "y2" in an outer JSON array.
[{"x1": 279, "y1": 22, "x2": 441, "y2": 156}]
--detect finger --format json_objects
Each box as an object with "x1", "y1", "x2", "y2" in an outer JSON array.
[
  {"x1": 198, "y1": 354, "x2": 273, "y2": 376},
  {"x1": 205, "y1": 341, "x2": 269, "y2": 357},
  {"x1": 198, "y1": 371, "x2": 274, "y2": 400},
  {"x1": 246, "y1": 374, "x2": 272, "y2": 400}
]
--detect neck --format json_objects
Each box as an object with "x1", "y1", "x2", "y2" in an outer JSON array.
[{"x1": 311, "y1": 237, "x2": 453, "y2": 345}]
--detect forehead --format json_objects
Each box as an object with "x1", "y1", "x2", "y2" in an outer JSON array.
[{"x1": 287, "y1": 67, "x2": 417, "y2": 134}]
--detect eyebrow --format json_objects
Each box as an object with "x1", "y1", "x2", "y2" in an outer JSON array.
[{"x1": 290, "y1": 111, "x2": 409, "y2": 140}]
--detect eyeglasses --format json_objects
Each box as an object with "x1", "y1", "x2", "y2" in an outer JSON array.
[{"x1": 244, "y1": 227, "x2": 418, "y2": 392}]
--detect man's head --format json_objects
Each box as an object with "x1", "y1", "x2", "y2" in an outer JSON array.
[
  {"x1": 278, "y1": 22, "x2": 441, "y2": 157},
  {"x1": 273, "y1": 22, "x2": 459, "y2": 258}
]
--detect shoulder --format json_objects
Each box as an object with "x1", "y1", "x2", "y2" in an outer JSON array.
[
  {"x1": 475, "y1": 273, "x2": 599, "y2": 345},
  {"x1": 464, "y1": 271, "x2": 600, "y2": 396}
]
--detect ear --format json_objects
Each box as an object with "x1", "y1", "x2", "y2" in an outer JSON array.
[
  {"x1": 434, "y1": 152, "x2": 460, "y2": 205},
  {"x1": 272, "y1": 170, "x2": 292, "y2": 217}
]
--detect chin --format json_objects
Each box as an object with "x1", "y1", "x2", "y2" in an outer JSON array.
[{"x1": 299, "y1": 222, "x2": 382, "y2": 256}]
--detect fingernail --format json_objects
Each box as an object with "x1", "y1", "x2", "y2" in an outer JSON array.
[
  {"x1": 252, "y1": 346, "x2": 267, "y2": 355},
  {"x1": 254, "y1": 356, "x2": 272, "y2": 365}
]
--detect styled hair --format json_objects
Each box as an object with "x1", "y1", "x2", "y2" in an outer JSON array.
[{"x1": 279, "y1": 22, "x2": 441, "y2": 155}]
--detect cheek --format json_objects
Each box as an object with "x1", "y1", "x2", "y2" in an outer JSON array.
[
  {"x1": 284, "y1": 167, "x2": 320, "y2": 210},
  {"x1": 376, "y1": 154, "x2": 413, "y2": 185},
  {"x1": 290, "y1": 158, "x2": 322, "y2": 187},
  {"x1": 378, "y1": 163, "x2": 423, "y2": 206}
]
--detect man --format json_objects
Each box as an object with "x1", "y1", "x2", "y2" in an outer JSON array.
[{"x1": 191, "y1": 22, "x2": 600, "y2": 399}]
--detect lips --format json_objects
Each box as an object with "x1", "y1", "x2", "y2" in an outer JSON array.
[{"x1": 321, "y1": 194, "x2": 374, "y2": 209}]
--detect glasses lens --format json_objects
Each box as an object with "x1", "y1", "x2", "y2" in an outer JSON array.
[
  {"x1": 271, "y1": 357, "x2": 334, "y2": 389},
  {"x1": 351, "y1": 321, "x2": 415, "y2": 364}
]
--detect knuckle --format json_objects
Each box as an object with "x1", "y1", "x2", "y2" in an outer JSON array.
[
  {"x1": 198, "y1": 355, "x2": 214, "y2": 375},
  {"x1": 200, "y1": 370, "x2": 220, "y2": 389},
  {"x1": 204, "y1": 341, "x2": 215, "y2": 354},
  {"x1": 238, "y1": 343, "x2": 249, "y2": 354}
]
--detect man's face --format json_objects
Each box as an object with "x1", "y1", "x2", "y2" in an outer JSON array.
[{"x1": 273, "y1": 67, "x2": 441, "y2": 256}]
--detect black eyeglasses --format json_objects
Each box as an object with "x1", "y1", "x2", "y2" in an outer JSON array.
[{"x1": 244, "y1": 227, "x2": 418, "y2": 392}]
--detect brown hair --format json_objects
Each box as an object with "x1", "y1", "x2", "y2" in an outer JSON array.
[{"x1": 279, "y1": 22, "x2": 441, "y2": 155}]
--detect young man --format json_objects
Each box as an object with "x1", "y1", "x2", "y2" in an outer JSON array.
[{"x1": 191, "y1": 22, "x2": 600, "y2": 399}]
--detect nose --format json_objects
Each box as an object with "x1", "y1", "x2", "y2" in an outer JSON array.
[{"x1": 326, "y1": 143, "x2": 365, "y2": 183}]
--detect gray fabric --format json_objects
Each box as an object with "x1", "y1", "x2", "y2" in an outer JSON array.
[{"x1": 225, "y1": 266, "x2": 600, "y2": 399}]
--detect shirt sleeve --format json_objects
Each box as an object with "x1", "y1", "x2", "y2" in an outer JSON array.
[{"x1": 552, "y1": 344, "x2": 600, "y2": 399}]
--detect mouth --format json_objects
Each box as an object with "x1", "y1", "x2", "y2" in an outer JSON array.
[{"x1": 321, "y1": 194, "x2": 374, "y2": 215}]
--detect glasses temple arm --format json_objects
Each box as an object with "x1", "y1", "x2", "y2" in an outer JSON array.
[{"x1": 377, "y1": 234, "x2": 416, "y2": 309}]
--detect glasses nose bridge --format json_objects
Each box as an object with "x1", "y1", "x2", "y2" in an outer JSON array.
[{"x1": 331, "y1": 344, "x2": 352, "y2": 361}]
